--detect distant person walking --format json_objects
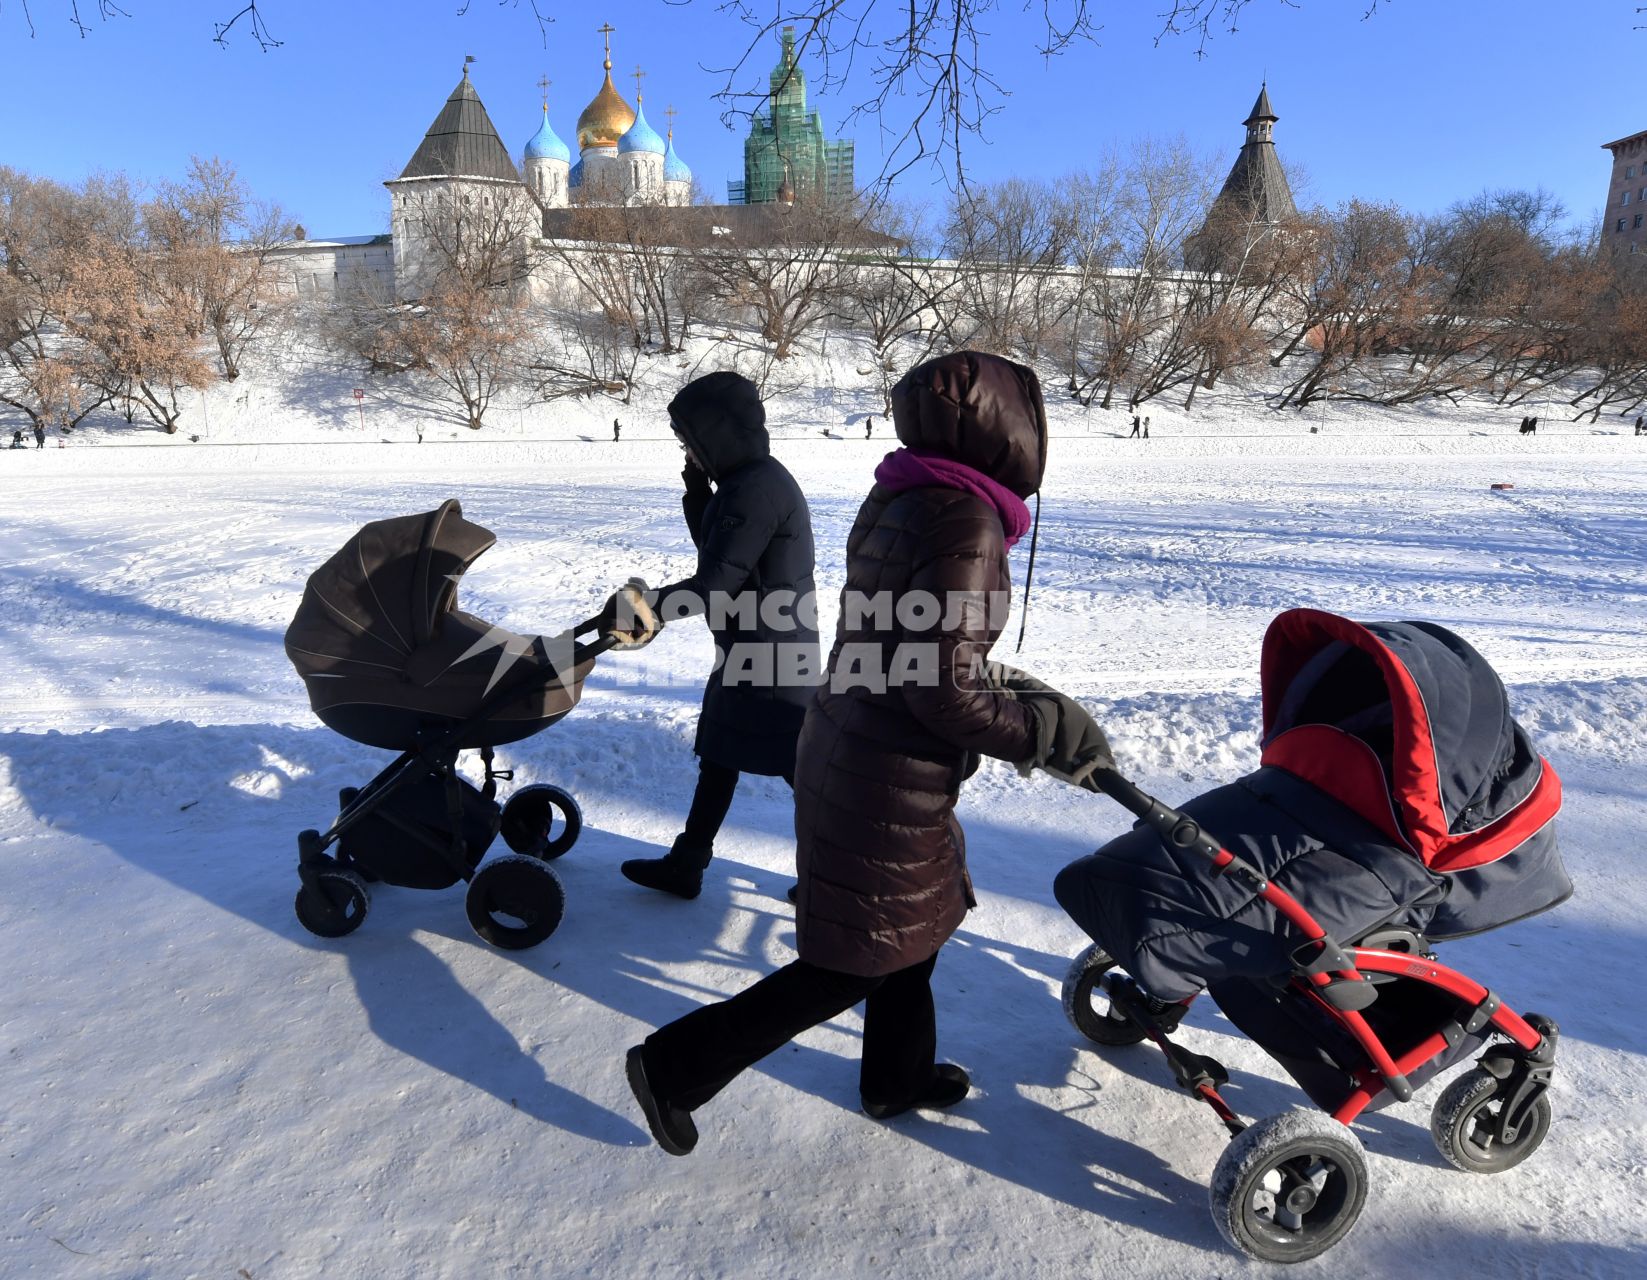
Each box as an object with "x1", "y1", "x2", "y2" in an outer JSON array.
[
  {"x1": 865, "y1": 417, "x2": 873, "y2": 439},
  {"x1": 1129, "y1": 415, "x2": 1141, "y2": 438},
  {"x1": 33, "y1": 425, "x2": 45, "y2": 449},
  {"x1": 1635, "y1": 415, "x2": 1643, "y2": 436},
  {"x1": 613, "y1": 418, "x2": 622, "y2": 443},
  {"x1": 1143, "y1": 416, "x2": 1151, "y2": 439}
]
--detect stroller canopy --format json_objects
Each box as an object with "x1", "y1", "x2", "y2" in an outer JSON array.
[
  {"x1": 286, "y1": 500, "x2": 593, "y2": 750},
  {"x1": 1261, "y1": 609, "x2": 1562, "y2": 875}
]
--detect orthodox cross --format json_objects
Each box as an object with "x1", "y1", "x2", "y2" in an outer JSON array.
[
  {"x1": 665, "y1": 104, "x2": 677, "y2": 140},
  {"x1": 632, "y1": 65, "x2": 646, "y2": 102},
  {"x1": 597, "y1": 22, "x2": 615, "y2": 69},
  {"x1": 537, "y1": 75, "x2": 552, "y2": 112}
]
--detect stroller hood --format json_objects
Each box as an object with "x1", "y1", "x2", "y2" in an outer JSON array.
[
  {"x1": 285, "y1": 500, "x2": 593, "y2": 750},
  {"x1": 1261, "y1": 609, "x2": 1562, "y2": 876}
]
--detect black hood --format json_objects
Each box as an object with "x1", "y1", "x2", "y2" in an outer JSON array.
[{"x1": 668, "y1": 371, "x2": 770, "y2": 481}]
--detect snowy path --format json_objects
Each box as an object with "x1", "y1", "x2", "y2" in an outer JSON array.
[{"x1": 2, "y1": 434, "x2": 1645, "y2": 1278}]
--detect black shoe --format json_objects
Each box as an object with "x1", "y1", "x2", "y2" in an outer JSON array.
[
  {"x1": 621, "y1": 835, "x2": 711, "y2": 900},
  {"x1": 862, "y1": 1063, "x2": 971, "y2": 1120},
  {"x1": 786, "y1": 883, "x2": 799, "y2": 904},
  {"x1": 625, "y1": 1046, "x2": 698, "y2": 1156},
  {"x1": 620, "y1": 856, "x2": 703, "y2": 899}
]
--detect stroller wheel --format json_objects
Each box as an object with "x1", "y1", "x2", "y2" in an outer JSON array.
[
  {"x1": 1430, "y1": 1068, "x2": 1552, "y2": 1174},
  {"x1": 1210, "y1": 1110, "x2": 1368, "y2": 1264},
  {"x1": 466, "y1": 855, "x2": 566, "y2": 950},
  {"x1": 294, "y1": 867, "x2": 371, "y2": 939},
  {"x1": 499, "y1": 784, "x2": 583, "y2": 860},
  {"x1": 1062, "y1": 944, "x2": 1148, "y2": 1046}
]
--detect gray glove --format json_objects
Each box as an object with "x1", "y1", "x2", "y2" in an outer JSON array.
[
  {"x1": 986, "y1": 663, "x2": 1114, "y2": 789},
  {"x1": 597, "y1": 577, "x2": 663, "y2": 650}
]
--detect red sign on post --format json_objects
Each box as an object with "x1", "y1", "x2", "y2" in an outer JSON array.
[
  {"x1": 353, "y1": 389, "x2": 364, "y2": 400},
  {"x1": 352, "y1": 389, "x2": 366, "y2": 431}
]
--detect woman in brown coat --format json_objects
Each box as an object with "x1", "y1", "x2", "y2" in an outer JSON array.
[{"x1": 625, "y1": 351, "x2": 1112, "y2": 1155}]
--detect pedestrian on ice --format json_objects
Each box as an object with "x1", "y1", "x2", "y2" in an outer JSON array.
[
  {"x1": 598, "y1": 371, "x2": 819, "y2": 900},
  {"x1": 613, "y1": 418, "x2": 622, "y2": 443},
  {"x1": 1129, "y1": 414, "x2": 1141, "y2": 438},
  {"x1": 1143, "y1": 415, "x2": 1151, "y2": 438},
  {"x1": 33, "y1": 424, "x2": 45, "y2": 449},
  {"x1": 624, "y1": 351, "x2": 1114, "y2": 1155},
  {"x1": 865, "y1": 417, "x2": 873, "y2": 439}
]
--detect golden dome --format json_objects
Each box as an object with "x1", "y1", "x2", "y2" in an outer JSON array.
[{"x1": 577, "y1": 68, "x2": 635, "y2": 151}]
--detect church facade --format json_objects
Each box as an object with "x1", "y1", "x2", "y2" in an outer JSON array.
[{"x1": 377, "y1": 31, "x2": 696, "y2": 296}]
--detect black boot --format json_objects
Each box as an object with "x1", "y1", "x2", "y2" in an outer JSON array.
[
  {"x1": 621, "y1": 835, "x2": 712, "y2": 900},
  {"x1": 625, "y1": 1046, "x2": 698, "y2": 1156},
  {"x1": 862, "y1": 1063, "x2": 971, "y2": 1120}
]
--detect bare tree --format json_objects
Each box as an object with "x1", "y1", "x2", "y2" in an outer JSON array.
[
  {"x1": 0, "y1": 168, "x2": 101, "y2": 433},
  {"x1": 698, "y1": 201, "x2": 863, "y2": 360},
  {"x1": 944, "y1": 178, "x2": 1079, "y2": 364},
  {"x1": 1067, "y1": 139, "x2": 1213, "y2": 409},
  {"x1": 1569, "y1": 267, "x2": 1647, "y2": 424},
  {"x1": 833, "y1": 201, "x2": 961, "y2": 410},
  {"x1": 143, "y1": 156, "x2": 293, "y2": 381},
  {"x1": 1269, "y1": 200, "x2": 1427, "y2": 410},
  {"x1": 357, "y1": 184, "x2": 541, "y2": 429}
]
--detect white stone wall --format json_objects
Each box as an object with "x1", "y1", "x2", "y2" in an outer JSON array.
[{"x1": 265, "y1": 241, "x2": 395, "y2": 301}]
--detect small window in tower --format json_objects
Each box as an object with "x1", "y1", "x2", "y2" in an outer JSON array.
[
  {"x1": 1635, "y1": 213, "x2": 1643, "y2": 229},
  {"x1": 1618, "y1": 217, "x2": 1628, "y2": 232},
  {"x1": 1624, "y1": 191, "x2": 1633, "y2": 207},
  {"x1": 1630, "y1": 166, "x2": 1638, "y2": 179}
]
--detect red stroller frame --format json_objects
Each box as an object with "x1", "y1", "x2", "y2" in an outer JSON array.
[{"x1": 1069, "y1": 766, "x2": 1559, "y2": 1265}]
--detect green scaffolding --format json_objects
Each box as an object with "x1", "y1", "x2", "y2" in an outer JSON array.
[{"x1": 731, "y1": 27, "x2": 855, "y2": 205}]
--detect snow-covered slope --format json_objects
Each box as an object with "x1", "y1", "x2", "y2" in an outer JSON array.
[{"x1": 2, "y1": 369, "x2": 1645, "y2": 1277}]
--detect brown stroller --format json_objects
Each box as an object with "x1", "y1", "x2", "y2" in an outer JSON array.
[{"x1": 285, "y1": 500, "x2": 613, "y2": 949}]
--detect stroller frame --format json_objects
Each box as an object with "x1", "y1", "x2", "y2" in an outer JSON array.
[
  {"x1": 294, "y1": 618, "x2": 614, "y2": 945},
  {"x1": 1072, "y1": 767, "x2": 1559, "y2": 1263}
]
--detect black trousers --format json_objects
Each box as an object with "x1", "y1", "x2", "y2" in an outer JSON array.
[
  {"x1": 682, "y1": 757, "x2": 793, "y2": 851},
  {"x1": 642, "y1": 953, "x2": 940, "y2": 1112}
]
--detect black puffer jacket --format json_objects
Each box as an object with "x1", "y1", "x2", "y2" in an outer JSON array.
[
  {"x1": 795, "y1": 352, "x2": 1047, "y2": 977},
  {"x1": 656, "y1": 372, "x2": 819, "y2": 777}
]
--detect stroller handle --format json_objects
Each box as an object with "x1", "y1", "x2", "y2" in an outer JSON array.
[
  {"x1": 1088, "y1": 766, "x2": 1156, "y2": 819},
  {"x1": 1089, "y1": 766, "x2": 1242, "y2": 876}
]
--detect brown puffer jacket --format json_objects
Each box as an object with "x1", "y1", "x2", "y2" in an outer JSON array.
[{"x1": 794, "y1": 351, "x2": 1048, "y2": 977}]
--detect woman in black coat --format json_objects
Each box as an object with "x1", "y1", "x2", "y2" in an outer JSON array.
[
  {"x1": 623, "y1": 352, "x2": 1113, "y2": 1155},
  {"x1": 602, "y1": 371, "x2": 820, "y2": 899}
]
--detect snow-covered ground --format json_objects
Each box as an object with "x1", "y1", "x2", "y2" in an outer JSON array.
[{"x1": 3, "y1": 354, "x2": 1646, "y2": 1278}]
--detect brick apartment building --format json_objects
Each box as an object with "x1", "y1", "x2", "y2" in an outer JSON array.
[{"x1": 1603, "y1": 128, "x2": 1647, "y2": 256}]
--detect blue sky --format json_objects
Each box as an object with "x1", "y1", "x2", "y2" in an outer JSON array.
[{"x1": 4, "y1": 1, "x2": 1640, "y2": 236}]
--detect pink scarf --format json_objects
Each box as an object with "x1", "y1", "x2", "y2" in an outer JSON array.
[{"x1": 873, "y1": 447, "x2": 1032, "y2": 550}]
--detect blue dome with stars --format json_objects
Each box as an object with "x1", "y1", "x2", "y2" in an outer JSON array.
[
  {"x1": 617, "y1": 101, "x2": 666, "y2": 155},
  {"x1": 663, "y1": 134, "x2": 692, "y2": 183},
  {"x1": 524, "y1": 110, "x2": 571, "y2": 164}
]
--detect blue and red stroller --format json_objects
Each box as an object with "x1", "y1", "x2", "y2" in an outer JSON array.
[{"x1": 1055, "y1": 608, "x2": 1570, "y2": 1263}]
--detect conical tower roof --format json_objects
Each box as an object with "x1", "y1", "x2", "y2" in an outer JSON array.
[
  {"x1": 1244, "y1": 83, "x2": 1277, "y2": 126},
  {"x1": 1216, "y1": 85, "x2": 1297, "y2": 223},
  {"x1": 397, "y1": 70, "x2": 520, "y2": 182}
]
